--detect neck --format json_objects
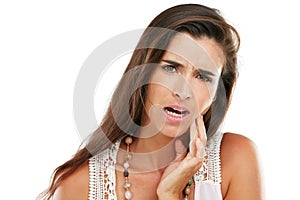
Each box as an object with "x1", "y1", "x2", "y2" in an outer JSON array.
[
  {"x1": 117, "y1": 130, "x2": 189, "y2": 174},
  {"x1": 135, "y1": 132, "x2": 174, "y2": 153}
]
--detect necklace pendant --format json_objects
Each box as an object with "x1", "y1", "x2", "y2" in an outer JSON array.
[
  {"x1": 125, "y1": 190, "x2": 132, "y2": 199},
  {"x1": 123, "y1": 181, "x2": 131, "y2": 189}
]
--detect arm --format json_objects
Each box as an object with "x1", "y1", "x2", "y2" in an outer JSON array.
[{"x1": 221, "y1": 133, "x2": 265, "y2": 200}]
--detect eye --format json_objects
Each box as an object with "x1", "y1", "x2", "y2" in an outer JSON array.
[
  {"x1": 196, "y1": 73, "x2": 212, "y2": 82},
  {"x1": 161, "y1": 65, "x2": 177, "y2": 73}
]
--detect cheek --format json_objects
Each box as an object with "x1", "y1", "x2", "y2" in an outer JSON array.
[
  {"x1": 144, "y1": 83, "x2": 170, "y2": 115},
  {"x1": 146, "y1": 84, "x2": 168, "y2": 102},
  {"x1": 192, "y1": 84, "x2": 214, "y2": 114}
]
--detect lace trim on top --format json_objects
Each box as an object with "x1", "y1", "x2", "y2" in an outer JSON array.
[
  {"x1": 194, "y1": 133, "x2": 223, "y2": 184},
  {"x1": 88, "y1": 133, "x2": 223, "y2": 200},
  {"x1": 89, "y1": 142, "x2": 119, "y2": 200}
]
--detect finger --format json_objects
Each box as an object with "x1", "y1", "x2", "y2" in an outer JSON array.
[
  {"x1": 189, "y1": 120, "x2": 197, "y2": 157},
  {"x1": 179, "y1": 155, "x2": 203, "y2": 177},
  {"x1": 196, "y1": 138, "x2": 205, "y2": 159},
  {"x1": 174, "y1": 139, "x2": 187, "y2": 161},
  {"x1": 196, "y1": 116, "x2": 207, "y2": 145}
]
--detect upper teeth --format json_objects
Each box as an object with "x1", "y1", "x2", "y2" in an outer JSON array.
[
  {"x1": 165, "y1": 108, "x2": 186, "y2": 117},
  {"x1": 166, "y1": 109, "x2": 183, "y2": 117}
]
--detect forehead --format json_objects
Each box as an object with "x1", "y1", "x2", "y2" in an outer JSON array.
[{"x1": 164, "y1": 33, "x2": 224, "y2": 73}]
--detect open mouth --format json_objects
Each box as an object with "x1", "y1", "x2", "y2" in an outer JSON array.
[{"x1": 163, "y1": 105, "x2": 190, "y2": 122}]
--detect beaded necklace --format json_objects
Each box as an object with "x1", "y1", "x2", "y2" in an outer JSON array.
[{"x1": 122, "y1": 136, "x2": 193, "y2": 200}]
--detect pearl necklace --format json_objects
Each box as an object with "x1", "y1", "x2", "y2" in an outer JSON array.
[{"x1": 122, "y1": 136, "x2": 193, "y2": 200}]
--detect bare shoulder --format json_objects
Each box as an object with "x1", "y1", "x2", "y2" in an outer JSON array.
[
  {"x1": 53, "y1": 161, "x2": 89, "y2": 200},
  {"x1": 221, "y1": 132, "x2": 258, "y2": 157},
  {"x1": 220, "y1": 133, "x2": 264, "y2": 200}
]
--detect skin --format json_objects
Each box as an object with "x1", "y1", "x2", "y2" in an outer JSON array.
[
  {"x1": 53, "y1": 133, "x2": 263, "y2": 200},
  {"x1": 53, "y1": 35, "x2": 264, "y2": 200}
]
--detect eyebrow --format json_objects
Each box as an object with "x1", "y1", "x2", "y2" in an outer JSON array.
[{"x1": 161, "y1": 59, "x2": 216, "y2": 77}]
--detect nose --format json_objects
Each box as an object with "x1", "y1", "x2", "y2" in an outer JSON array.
[{"x1": 172, "y1": 79, "x2": 192, "y2": 100}]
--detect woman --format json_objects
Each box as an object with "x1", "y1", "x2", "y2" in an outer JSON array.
[{"x1": 38, "y1": 4, "x2": 263, "y2": 200}]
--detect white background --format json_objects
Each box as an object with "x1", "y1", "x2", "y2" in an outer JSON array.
[{"x1": 1, "y1": 0, "x2": 299, "y2": 199}]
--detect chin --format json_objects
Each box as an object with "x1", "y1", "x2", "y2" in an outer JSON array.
[{"x1": 159, "y1": 125, "x2": 189, "y2": 138}]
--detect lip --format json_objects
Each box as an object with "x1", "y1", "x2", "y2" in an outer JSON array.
[{"x1": 163, "y1": 104, "x2": 190, "y2": 123}]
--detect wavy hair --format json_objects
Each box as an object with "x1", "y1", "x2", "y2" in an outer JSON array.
[{"x1": 38, "y1": 4, "x2": 240, "y2": 199}]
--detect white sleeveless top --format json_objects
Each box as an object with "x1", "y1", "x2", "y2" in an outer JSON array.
[{"x1": 88, "y1": 133, "x2": 223, "y2": 200}]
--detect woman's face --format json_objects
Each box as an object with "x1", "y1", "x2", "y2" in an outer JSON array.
[{"x1": 141, "y1": 33, "x2": 224, "y2": 138}]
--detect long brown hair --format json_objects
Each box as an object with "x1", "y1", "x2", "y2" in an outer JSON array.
[{"x1": 38, "y1": 4, "x2": 240, "y2": 199}]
